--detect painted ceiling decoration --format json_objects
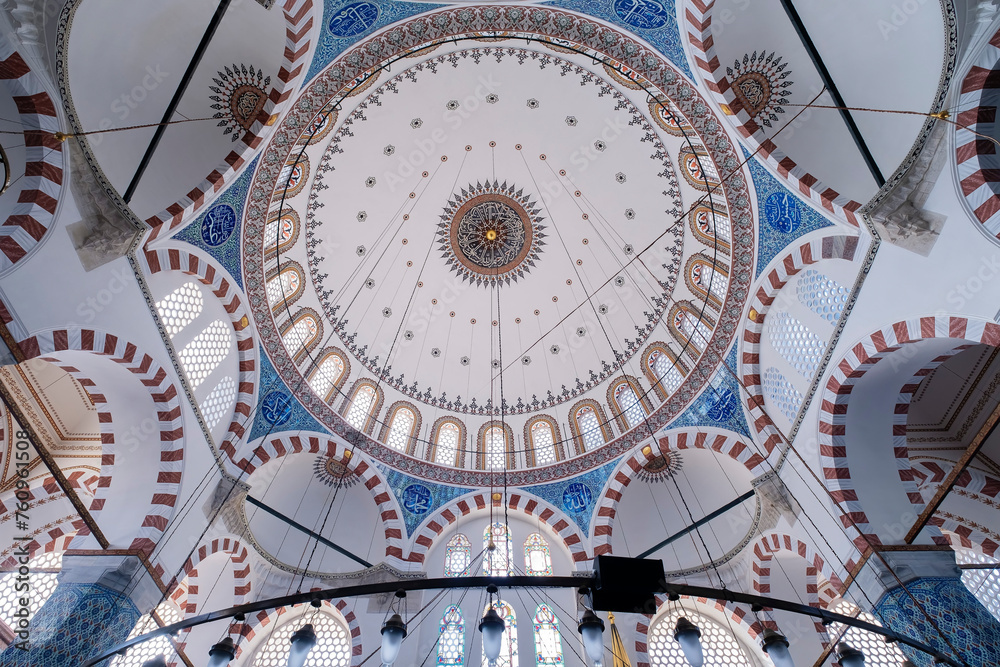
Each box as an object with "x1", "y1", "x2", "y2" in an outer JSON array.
[
  {"x1": 210, "y1": 63, "x2": 273, "y2": 140},
  {"x1": 726, "y1": 51, "x2": 793, "y2": 127}
]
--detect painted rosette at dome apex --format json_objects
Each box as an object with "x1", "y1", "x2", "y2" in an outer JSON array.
[{"x1": 245, "y1": 9, "x2": 753, "y2": 484}]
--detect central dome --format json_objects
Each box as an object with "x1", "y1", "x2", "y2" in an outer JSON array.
[{"x1": 439, "y1": 181, "x2": 544, "y2": 285}]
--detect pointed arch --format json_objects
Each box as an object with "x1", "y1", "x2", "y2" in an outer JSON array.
[
  {"x1": 524, "y1": 415, "x2": 563, "y2": 467},
  {"x1": 524, "y1": 532, "x2": 552, "y2": 576},
  {"x1": 678, "y1": 145, "x2": 720, "y2": 191},
  {"x1": 427, "y1": 417, "x2": 467, "y2": 467},
  {"x1": 444, "y1": 533, "x2": 472, "y2": 577},
  {"x1": 308, "y1": 347, "x2": 350, "y2": 404},
  {"x1": 232, "y1": 598, "x2": 361, "y2": 666},
  {"x1": 568, "y1": 398, "x2": 613, "y2": 455},
  {"x1": 685, "y1": 252, "x2": 729, "y2": 310},
  {"x1": 641, "y1": 342, "x2": 687, "y2": 401},
  {"x1": 477, "y1": 421, "x2": 515, "y2": 471},
  {"x1": 378, "y1": 401, "x2": 421, "y2": 455},
  {"x1": 438, "y1": 604, "x2": 465, "y2": 666},
  {"x1": 483, "y1": 522, "x2": 513, "y2": 576},
  {"x1": 265, "y1": 260, "x2": 306, "y2": 313},
  {"x1": 533, "y1": 603, "x2": 563, "y2": 666},
  {"x1": 263, "y1": 207, "x2": 300, "y2": 260},
  {"x1": 339, "y1": 378, "x2": 382, "y2": 435},
  {"x1": 688, "y1": 201, "x2": 731, "y2": 254},
  {"x1": 279, "y1": 308, "x2": 323, "y2": 363},
  {"x1": 482, "y1": 600, "x2": 517, "y2": 667},
  {"x1": 668, "y1": 300, "x2": 715, "y2": 356},
  {"x1": 606, "y1": 375, "x2": 653, "y2": 432}
]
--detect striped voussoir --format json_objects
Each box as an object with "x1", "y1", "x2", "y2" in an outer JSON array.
[
  {"x1": 234, "y1": 434, "x2": 406, "y2": 565},
  {"x1": 407, "y1": 490, "x2": 591, "y2": 569},
  {"x1": 591, "y1": 440, "x2": 660, "y2": 556},
  {"x1": 683, "y1": 0, "x2": 862, "y2": 226},
  {"x1": 0, "y1": 518, "x2": 86, "y2": 569},
  {"x1": 818, "y1": 316, "x2": 1000, "y2": 551},
  {"x1": 742, "y1": 234, "x2": 859, "y2": 455},
  {"x1": 931, "y1": 515, "x2": 1000, "y2": 558},
  {"x1": 0, "y1": 471, "x2": 96, "y2": 518},
  {"x1": 227, "y1": 598, "x2": 362, "y2": 665},
  {"x1": 144, "y1": 0, "x2": 315, "y2": 242},
  {"x1": 633, "y1": 594, "x2": 764, "y2": 667},
  {"x1": 18, "y1": 328, "x2": 185, "y2": 556},
  {"x1": 0, "y1": 38, "x2": 63, "y2": 270},
  {"x1": 142, "y1": 246, "x2": 256, "y2": 473},
  {"x1": 956, "y1": 26, "x2": 1000, "y2": 237}
]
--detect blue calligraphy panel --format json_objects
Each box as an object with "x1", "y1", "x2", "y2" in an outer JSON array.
[
  {"x1": 763, "y1": 191, "x2": 802, "y2": 234},
  {"x1": 260, "y1": 391, "x2": 293, "y2": 426},
  {"x1": 402, "y1": 483, "x2": 432, "y2": 515},
  {"x1": 200, "y1": 204, "x2": 237, "y2": 247},
  {"x1": 706, "y1": 387, "x2": 738, "y2": 423},
  {"x1": 562, "y1": 482, "x2": 593, "y2": 514},
  {"x1": 612, "y1": 0, "x2": 668, "y2": 30},
  {"x1": 328, "y1": 2, "x2": 380, "y2": 37}
]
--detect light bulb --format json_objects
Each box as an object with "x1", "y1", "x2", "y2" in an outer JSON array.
[
  {"x1": 479, "y1": 607, "x2": 506, "y2": 663},
  {"x1": 760, "y1": 628, "x2": 795, "y2": 667},
  {"x1": 380, "y1": 613, "x2": 408, "y2": 667},
  {"x1": 287, "y1": 623, "x2": 317, "y2": 667},
  {"x1": 836, "y1": 643, "x2": 865, "y2": 667},
  {"x1": 141, "y1": 657, "x2": 168, "y2": 667},
  {"x1": 674, "y1": 616, "x2": 704, "y2": 667},
  {"x1": 577, "y1": 608, "x2": 606, "y2": 667},
  {"x1": 207, "y1": 637, "x2": 236, "y2": 667}
]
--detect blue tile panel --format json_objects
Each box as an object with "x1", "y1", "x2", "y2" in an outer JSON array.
[
  {"x1": 668, "y1": 344, "x2": 752, "y2": 439},
  {"x1": 246, "y1": 345, "x2": 330, "y2": 443},
  {"x1": 379, "y1": 464, "x2": 475, "y2": 537},
  {"x1": 523, "y1": 457, "x2": 620, "y2": 535}
]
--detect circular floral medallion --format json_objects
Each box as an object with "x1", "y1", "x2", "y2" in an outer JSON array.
[{"x1": 438, "y1": 181, "x2": 545, "y2": 286}]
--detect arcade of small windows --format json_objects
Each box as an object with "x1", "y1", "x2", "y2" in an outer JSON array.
[
  {"x1": 648, "y1": 608, "x2": 761, "y2": 667},
  {"x1": 483, "y1": 522, "x2": 513, "y2": 577},
  {"x1": 250, "y1": 610, "x2": 351, "y2": 667},
  {"x1": 266, "y1": 264, "x2": 304, "y2": 312},
  {"x1": 177, "y1": 319, "x2": 232, "y2": 389},
  {"x1": 686, "y1": 254, "x2": 729, "y2": 310},
  {"x1": 763, "y1": 367, "x2": 803, "y2": 422},
  {"x1": 482, "y1": 601, "x2": 517, "y2": 667},
  {"x1": 828, "y1": 601, "x2": 906, "y2": 667},
  {"x1": 155, "y1": 282, "x2": 203, "y2": 337},
  {"x1": 309, "y1": 350, "x2": 347, "y2": 403},
  {"x1": 524, "y1": 532, "x2": 553, "y2": 576},
  {"x1": 767, "y1": 312, "x2": 826, "y2": 379},
  {"x1": 0, "y1": 551, "x2": 62, "y2": 629},
  {"x1": 438, "y1": 604, "x2": 465, "y2": 666},
  {"x1": 669, "y1": 302, "x2": 714, "y2": 354},
  {"x1": 110, "y1": 601, "x2": 183, "y2": 667},
  {"x1": 481, "y1": 424, "x2": 512, "y2": 471},
  {"x1": 444, "y1": 533, "x2": 472, "y2": 577},
  {"x1": 797, "y1": 269, "x2": 849, "y2": 324},
  {"x1": 689, "y1": 203, "x2": 732, "y2": 253},
  {"x1": 201, "y1": 375, "x2": 236, "y2": 430},
  {"x1": 533, "y1": 604, "x2": 563, "y2": 666},
  {"x1": 264, "y1": 209, "x2": 298, "y2": 258}
]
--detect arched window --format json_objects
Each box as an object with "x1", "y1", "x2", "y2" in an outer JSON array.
[
  {"x1": 526, "y1": 418, "x2": 560, "y2": 467},
  {"x1": 796, "y1": 269, "x2": 849, "y2": 324},
  {"x1": 201, "y1": 375, "x2": 237, "y2": 430},
  {"x1": 156, "y1": 282, "x2": 204, "y2": 337},
  {"x1": 828, "y1": 601, "x2": 906, "y2": 667},
  {"x1": 264, "y1": 209, "x2": 299, "y2": 259},
  {"x1": 483, "y1": 522, "x2": 512, "y2": 577},
  {"x1": 648, "y1": 608, "x2": 758, "y2": 666},
  {"x1": 644, "y1": 344, "x2": 686, "y2": 399},
  {"x1": 533, "y1": 604, "x2": 563, "y2": 666},
  {"x1": 438, "y1": 605, "x2": 465, "y2": 666},
  {"x1": 524, "y1": 533, "x2": 552, "y2": 576},
  {"x1": 177, "y1": 319, "x2": 232, "y2": 389},
  {"x1": 482, "y1": 601, "x2": 517, "y2": 667},
  {"x1": 0, "y1": 551, "x2": 62, "y2": 628},
  {"x1": 282, "y1": 311, "x2": 321, "y2": 360},
  {"x1": 266, "y1": 263, "x2": 305, "y2": 312},
  {"x1": 431, "y1": 420, "x2": 464, "y2": 467},
  {"x1": 649, "y1": 97, "x2": 694, "y2": 137},
  {"x1": 570, "y1": 401, "x2": 611, "y2": 454},
  {"x1": 383, "y1": 403, "x2": 418, "y2": 453},
  {"x1": 956, "y1": 548, "x2": 1000, "y2": 622},
  {"x1": 110, "y1": 601, "x2": 183, "y2": 667},
  {"x1": 345, "y1": 382, "x2": 378, "y2": 432},
  {"x1": 686, "y1": 254, "x2": 729, "y2": 310},
  {"x1": 479, "y1": 423, "x2": 512, "y2": 471},
  {"x1": 763, "y1": 367, "x2": 803, "y2": 421},
  {"x1": 669, "y1": 302, "x2": 714, "y2": 354},
  {"x1": 679, "y1": 146, "x2": 720, "y2": 191},
  {"x1": 767, "y1": 312, "x2": 826, "y2": 378},
  {"x1": 274, "y1": 155, "x2": 310, "y2": 199},
  {"x1": 309, "y1": 349, "x2": 347, "y2": 403},
  {"x1": 445, "y1": 534, "x2": 472, "y2": 577},
  {"x1": 609, "y1": 378, "x2": 648, "y2": 431},
  {"x1": 688, "y1": 204, "x2": 731, "y2": 253},
  {"x1": 250, "y1": 610, "x2": 351, "y2": 667}
]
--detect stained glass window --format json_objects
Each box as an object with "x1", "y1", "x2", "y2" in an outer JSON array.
[
  {"x1": 438, "y1": 605, "x2": 465, "y2": 666},
  {"x1": 767, "y1": 312, "x2": 826, "y2": 378},
  {"x1": 156, "y1": 282, "x2": 203, "y2": 337},
  {"x1": 828, "y1": 601, "x2": 906, "y2": 667},
  {"x1": 956, "y1": 548, "x2": 1000, "y2": 622},
  {"x1": 575, "y1": 406, "x2": 605, "y2": 451},
  {"x1": 613, "y1": 381, "x2": 646, "y2": 429},
  {"x1": 485, "y1": 426, "x2": 506, "y2": 471},
  {"x1": 530, "y1": 420, "x2": 557, "y2": 466},
  {"x1": 201, "y1": 375, "x2": 236, "y2": 430},
  {"x1": 110, "y1": 601, "x2": 183, "y2": 667},
  {"x1": 648, "y1": 609, "x2": 758, "y2": 666},
  {"x1": 445, "y1": 534, "x2": 471, "y2": 577},
  {"x1": 435, "y1": 422, "x2": 461, "y2": 466},
  {"x1": 283, "y1": 314, "x2": 319, "y2": 357},
  {"x1": 250, "y1": 611, "x2": 351, "y2": 667},
  {"x1": 178, "y1": 320, "x2": 232, "y2": 389},
  {"x1": 346, "y1": 384, "x2": 376, "y2": 430},
  {"x1": 796, "y1": 269, "x2": 849, "y2": 324},
  {"x1": 483, "y1": 523, "x2": 512, "y2": 577},
  {"x1": 763, "y1": 367, "x2": 803, "y2": 422},
  {"x1": 524, "y1": 533, "x2": 552, "y2": 576},
  {"x1": 482, "y1": 601, "x2": 517, "y2": 667},
  {"x1": 310, "y1": 353, "x2": 345, "y2": 401},
  {"x1": 386, "y1": 407, "x2": 416, "y2": 451},
  {"x1": 649, "y1": 349, "x2": 684, "y2": 394},
  {"x1": 533, "y1": 604, "x2": 563, "y2": 666},
  {"x1": 0, "y1": 551, "x2": 62, "y2": 628}
]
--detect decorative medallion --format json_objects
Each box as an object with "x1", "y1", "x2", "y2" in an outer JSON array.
[
  {"x1": 763, "y1": 191, "x2": 802, "y2": 233},
  {"x1": 726, "y1": 51, "x2": 793, "y2": 127},
  {"x1": 437, "y1": 181, "x2": 546, "y2": 286},
  {"x1": 401, "y1": 483, "x2": 433, "y2": 514},
  {"x1": 209, "y1": 64, "x2": 271, "y2": 140},
  {"x1": 200, "y1": 204, "x2": 237, "y2": 247},
  {"x1": 636, "y1": 451, "x2": 683, "y2": 483},
  {"x1": 313, "y1": 456, "x2": 360, "y2": 488},
  {"x1": 612, "y1": 0, "x2": 669, "y2": 30},
  {"x1": 260, "y1": 391, "x2": 292, "y2": 426},
  {"x1": 328, "y1": 1, "x2": 380, "y2": 38},
  {"x1": 562, "y1": 481, "x2": 594, "y2": 513}
]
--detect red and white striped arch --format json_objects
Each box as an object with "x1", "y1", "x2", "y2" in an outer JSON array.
[
  {"x1": 142, "y1": 246, "x2": 256, "y2": 473},
  {"x1": 0, "y1": 515, "x2": 86, "y2": 569},
  {"x1": 751, "y1": 531, "x2": 843, "y2": 612},
  {"x1": 18, "y1": 328, "x2": 185, "y2": 556},
  {"x1": 818, "y1": 315, "x2": 1000, "y2": 553},
  {"x1": 592, "y1": 429, "x2": 766, "y2": 556},
  {"x1": 229, "y1": 598, "x2": 362, "y2": 666},
  {"x1": 235, "y1": 434, "x2": 406, "y2": 566},
  {"x1": 742, "y1": 233, "x2": 859, "y2": 456},
  {"x1": 407, "y1": 490, "x2": 591, "y2": 569},
  {"x1": 955, "y1": 25, "x2": 1000, "y2": 239},
  {"x1": 145, "y1": 0, "x2": 316, "y2": 242},
  {"x1": 0, "y1": 38, "x2": 63, "y2": 271},
  {"x1": 931, "y1": 515, "x2": 1000, "y2": 558},
  {"x1": 682, "y1": 0, "x2": 862, "y2": 226}
]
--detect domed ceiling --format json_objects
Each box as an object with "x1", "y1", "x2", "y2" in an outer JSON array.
[{"x1": 242, "y1": 6, "x2": 754, "y2": 485}]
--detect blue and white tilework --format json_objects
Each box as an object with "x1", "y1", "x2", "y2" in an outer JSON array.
[
  {"x1": 668, "y1": 344, "x2": 752, "y2": 438},
  {"x1": 523, "y1": 458, "x2": 620, "y2": 534},
  {"x1": 378, "y1": 464, "x2": 474, "y2": 536},
  {"x1": 247, "y1": 345, "x2": 330, "y2": 443}
]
